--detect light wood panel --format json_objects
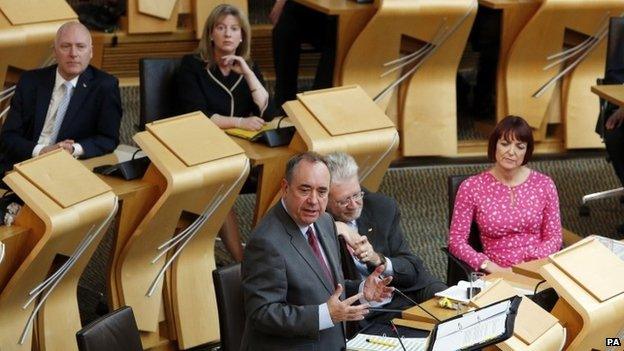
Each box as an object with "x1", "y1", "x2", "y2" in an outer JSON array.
[
  {"x1": 478, "y1": 0, "x2": 542, "y2": 122},
  {"x1": 115, "y1": 113, "x2": 249, "y2": 349},
  {"x1": 592, "y1": 84, "x2": 624, "y2": 106},
  {"x1": 283, "y1": 85, "x2": 398, "y2": 192},
  {"x1": 294, "y1": 0, "x2": 376, "y2": 85},
  {"x1": 341, "y1": 0, "x2": 477, "y2": 156},
  {"x1": 504, "y1": 0, "x2": 624, "y2": 147},
  {"x1": 471, "y1": 279, "x2": 564, "y2": 350},
  {"x1": 0, "y1": 150, "x2": 115, "y2": 351},
  {"x1": 127, "y1": 0, "x2": 180, "y2": 34},
  {"x1": 541, "y1": 236, "x2": 624, "y2": 350},
  {"x1": 0, "y1": 0, "x2": 77, "y2": 90},
  {"x1": 138, "y1": 0, "x2": 178, "y2": 20}
]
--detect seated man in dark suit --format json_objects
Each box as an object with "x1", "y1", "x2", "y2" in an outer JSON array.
[
  {"x1": 0, "y1": 21, "x2": 122, "y2": 175},
  {"x1": 325, "y1": 152, "x2": 447, "y2": 328},
  {"x1": 241, "y1": 152, "x2": 393, "y2": 350}
]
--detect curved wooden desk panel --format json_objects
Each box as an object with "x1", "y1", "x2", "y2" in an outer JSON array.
[
  {"x1": 284, "y1": 86, "x2": 398, "y2": 191},
  {"x1": 540, "y1": 238, "x2": 624, "y2": 350},
  {"x1": 505, "y1": 0, "x2": 624, "y2": 146},
  {"x1": 117, "y1": 116, "x2": 248, "y2": 349},
  {"x1": 341, "y1": 0, "x2": 476, "y2": 156},
  {"x1": 0, "y1": 0, "x2": 76, "y2": 88},
  {"x1": 0, "y1": 151, "x2": 115, "y2": 351},
  {"x1": 479, "y1": 0, "x2": 542, "y2": 122}
]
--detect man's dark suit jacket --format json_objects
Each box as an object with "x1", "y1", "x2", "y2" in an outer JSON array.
[
  {"x1": 0, "y1": 65, "x2": 122, "y2": 174},
  {"x1": 241, "y1": 202, "x2": 346, "y2": 351},
  {"x1": 342, "y1": 190, "x2": 440, "y2": 298}
]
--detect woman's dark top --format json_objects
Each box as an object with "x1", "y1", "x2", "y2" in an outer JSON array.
[{"x1": 175, "y1": 54, "x2": 275, "y2": 120}]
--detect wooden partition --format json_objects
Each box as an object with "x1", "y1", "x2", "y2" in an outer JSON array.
[
  {"x1": 471, "y1": 279, "x2": 565, "y2": 350},
  {"x1": 113, "y1": 112, "x2": 249, "y2": 349},
  {"x1": 127, "y1": 0, "x2": 247, "y2": 35},
  {"x1": 504, "y1": 0, "x2": 624, "y2": 146},
  {"x1": 340, "y1": 0, "x2": 477, "y2": 156},
  {"x1": 541, "y1": 237, "x2": 624, "y2": 350},
  {"x1": 0, "y1": 150, "x2": 116, "y2": 351},
  {"x1": 0, "y1": 0, "x2": 76, "y2": 90},
  {"x1": 283, "y1": 85, "x2": 398, "y2": 191},
  {"x1": 479, "y1": 0, "x2": 542, "y2": 123}
]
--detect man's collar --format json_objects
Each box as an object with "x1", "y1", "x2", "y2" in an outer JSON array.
[{"x1": 55, "y1": 69, "x2": 80, "y2": 89}]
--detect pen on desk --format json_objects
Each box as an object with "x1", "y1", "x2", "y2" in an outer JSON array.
[
  {"x1": 390, "y1": 320, "x2": 407, "y2": 351},
  {"x1": 366, "y1": 337, "x2": 396, "y2": 347}
]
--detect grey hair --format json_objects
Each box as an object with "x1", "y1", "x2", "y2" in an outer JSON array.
[{"x1": 325, "y1": 152, "x2": 359, "y2": 183}]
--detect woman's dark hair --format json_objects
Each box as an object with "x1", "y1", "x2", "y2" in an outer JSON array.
[{"x1": 487, "y1": 115, "x2": 534, "y2": 165}]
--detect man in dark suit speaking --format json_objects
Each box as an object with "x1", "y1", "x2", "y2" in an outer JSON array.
[
  {"x1": 0, "y1": 21, "x2": 122, "y2": 174},
  {"x1": 325, "y1": 152, "x2": 447, "y2": 329},
  {"x1": 241, "y1": 152, "x2": 393, "y2": 350}
]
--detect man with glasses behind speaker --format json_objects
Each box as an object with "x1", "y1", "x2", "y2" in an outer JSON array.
[{"x1": 325, "y1": 152, "x2": 446, "y2": 330}]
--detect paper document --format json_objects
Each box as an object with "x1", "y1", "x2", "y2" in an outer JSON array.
[
  {"x1": 225, "y1": 117, "x2": 292, "y2": 140},
  {"x1": 347, "y1": 333, "x2": 428, "y2": 351},
  {"x1": 435, "y1": 280, "x2": 490, "y2": 303}
]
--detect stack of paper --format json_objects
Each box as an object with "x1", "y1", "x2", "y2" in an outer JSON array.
[
  {"x1": 434, "y1": 280, "x2": 489, "y2": 303},
  {"x1": 347, "y1": 333, "x2": 428, "y2": 351}
]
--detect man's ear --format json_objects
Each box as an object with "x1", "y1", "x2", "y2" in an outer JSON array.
[{"x1": 280, "y1": 178, "x2": 288, "y2": 194}]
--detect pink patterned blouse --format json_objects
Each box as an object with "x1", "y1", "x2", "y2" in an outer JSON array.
[{"x1": 448, "y1": 170, "x2": 562, "y2": 270}]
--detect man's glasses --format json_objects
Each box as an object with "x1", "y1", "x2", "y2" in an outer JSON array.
[{"x1": 334, "y1": 191, "x2": 364, "y2": 208}]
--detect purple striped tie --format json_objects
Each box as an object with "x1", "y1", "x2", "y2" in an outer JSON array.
[{"x1": 306, "y1": 226, "x2": 334, "y2": 286}]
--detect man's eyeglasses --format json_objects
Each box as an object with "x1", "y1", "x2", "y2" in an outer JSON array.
[{"x1": 334, "y1": 191, "x2": 364, "y2": 208}]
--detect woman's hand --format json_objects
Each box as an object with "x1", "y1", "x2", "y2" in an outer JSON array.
[
  {"x1": 238, "y1": 116, "x2": 265, "y2": 131},
  {"x1": 221, "y1": 55, "x2": 252, "y2": 76},
  {"x1": 606, "y1": 107, "x2": 624, "y2": 130}
]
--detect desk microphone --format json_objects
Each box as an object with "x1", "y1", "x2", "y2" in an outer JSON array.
[{"x1": 368, "y1": 275, "x2": 441, "y2": 323}]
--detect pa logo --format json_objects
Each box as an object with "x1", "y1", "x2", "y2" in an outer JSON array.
[{"x1": 606, "y1": 337, "x2": 621, "y2": 346}]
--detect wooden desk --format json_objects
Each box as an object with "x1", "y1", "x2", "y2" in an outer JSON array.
[
  {"x1": 232, "y1": 138, "x2": 295, "y2": 224},
  {"x1": 293, "y1": 0, "x2": 376, "y2": 84},
  {"x1": 478, "y1": 0, "x2": 541, "y2": 121},
  {"x1": 512, "y1": 258, "x2": 548, "y2": 280},
  {"x1": 592, "y1": 84, "x2": 624, "y2": 107}
]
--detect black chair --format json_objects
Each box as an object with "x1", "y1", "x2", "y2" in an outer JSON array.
[
  {"x1": 579, "y1": 17, "x2": 624, "y2": 220},
  {"x1": 442, "y1": 174, "x2": 482, "y2": 286},
  {"x1": 212, "y1": 263, "x2": 244, "y2": 351},
  {"x1": 138, "y1": 57, "x2": 182, "y2": 131},
  {"x1": 75, "y1": 306, "x2": 143, "y2": 351}
]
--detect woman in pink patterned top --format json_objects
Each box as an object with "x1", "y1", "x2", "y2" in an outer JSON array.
[{"x1": 449, "y1": 116, "x2": 562, "y2": 273}]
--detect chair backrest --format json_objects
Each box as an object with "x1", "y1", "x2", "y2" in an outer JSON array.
[
  {"x1": 76, "y1": 306, "x2": 143, "y2": 351},
  {"x1": 445, "y1": 174, "x2": 483, "y2": 286},
  {"x1": 448, "y1": 175, "x2": 482, "y2": 252},
  {"x1": 139, "y1": 57, "x2": 182, "y2": 130},
  {"x1": 212, "y1": 263, "x2": 244, "y2": 351},
  {"x1": 605, "y1": 17, "x2": 624, "y2": 78}
]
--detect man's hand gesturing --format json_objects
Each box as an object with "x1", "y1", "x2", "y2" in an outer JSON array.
[
  {"x1": 327, "y1": 284, "x2": 369, "y2": 323},
  {"x1": 363, "y1": 265, "x2": 394, "y2": 302}
]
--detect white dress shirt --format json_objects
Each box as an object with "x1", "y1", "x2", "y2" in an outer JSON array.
[{"x1": 32, "y1": 70, "x2": 84, "y2": 158}]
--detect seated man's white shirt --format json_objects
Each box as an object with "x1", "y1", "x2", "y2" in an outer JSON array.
[{"x1": 32, "y1": 70, "x2": 83, "y2": 158}]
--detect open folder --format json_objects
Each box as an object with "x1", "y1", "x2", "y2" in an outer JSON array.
[{"x1": 426, "y1": 295, "x2": 521, "y2": 351}]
